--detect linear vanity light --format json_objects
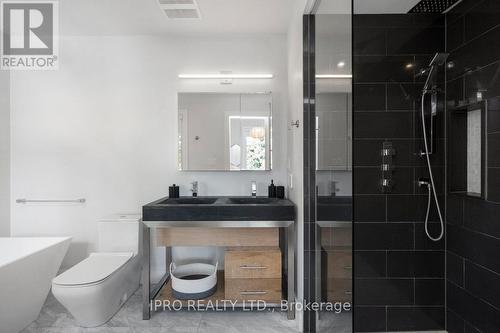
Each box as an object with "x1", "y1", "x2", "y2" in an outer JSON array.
[
  {"x1": 316, "y1": 74, "x2": 352, "y2": 79},
  {"x1": 178, "y1": 74, "x2": 273, "y2": 79}
]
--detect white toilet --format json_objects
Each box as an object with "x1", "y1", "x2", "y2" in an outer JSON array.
[{"x1": 52, "y1": 214, "x2": 142, "y2": 327}]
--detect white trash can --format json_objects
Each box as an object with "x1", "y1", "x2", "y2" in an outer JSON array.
[{"x1": 170, "y1": 262, "x2": 218, "y2": 300}]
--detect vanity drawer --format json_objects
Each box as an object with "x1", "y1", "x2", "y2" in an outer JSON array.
[
  {"x1": 225, "y1": 278, "x2": 281, "y2": 303},
  {"x1": 225, "y1": 248, "x2": 281, "y2": 279}
]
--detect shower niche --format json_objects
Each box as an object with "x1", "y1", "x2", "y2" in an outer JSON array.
[{"x1": 448, "y1": 101, "x2": 487, "y2": 198}]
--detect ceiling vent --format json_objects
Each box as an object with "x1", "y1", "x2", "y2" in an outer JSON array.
[{"x1": 158, "y1": 0, "x2": 201, "y2": 19}]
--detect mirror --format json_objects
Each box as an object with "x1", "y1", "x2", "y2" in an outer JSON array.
[
  {"x1": 178, "y1": 92, "x2": 272, "y2": 171},
  {"x1": 448, "y1": 101, "x2": 486, "y2": 198}
]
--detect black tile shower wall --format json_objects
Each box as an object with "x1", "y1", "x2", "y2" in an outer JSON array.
[
  {"x1": 446, "y1": 1, "x2": 500, "y2": 332},
  {"x1": 447, "y1": 197, "x2": 500, "y2": 333},
  {"x1": 353, "y1": 14, "x2": 446, "y2": 332}
]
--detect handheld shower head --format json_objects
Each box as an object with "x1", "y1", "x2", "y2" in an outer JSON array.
[
  {"x1": 415, "y1": 53, "x2": 449, "y2": 79},
  {"x1": 420, "y1": 53, "x2": 450, "y2": 91},
  {"x1": 428, "y1": 52, "x2": 449, "y2": 67}
]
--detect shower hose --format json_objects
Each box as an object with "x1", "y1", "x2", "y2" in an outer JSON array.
[{"x1": 421, "y1": 91, "x2": 445, "y2": 242}]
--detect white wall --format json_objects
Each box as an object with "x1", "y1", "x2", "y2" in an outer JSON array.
[
  {"x1": 10, "y1": 35, "x2": 288, "y2": 267},
  {"x1": 0, "y1": 70, "x2": 10, "y2": 236}
]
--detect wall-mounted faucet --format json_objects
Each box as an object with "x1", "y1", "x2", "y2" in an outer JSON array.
[
  {"x1": 191, "y1": 181, "x2": 198, "y2": 197},
  {"x1": 251, "y1": 181, "x2": 257, "y2": 197}
]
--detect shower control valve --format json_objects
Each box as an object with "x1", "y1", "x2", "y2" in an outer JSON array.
[
  {"x1": 381, "y1": 164, "x2": 394, "y2": 171},
  {"x1": 381, "y1": 142, "x2": 395, "y2": 193},
  {"x1": 381, "y1": 179, "x2": 392, "y2": 187},
  {"x1": 381, "y1": 147, "x2": 396, "y2": 156},
  {"x1": 419, "y1": 150, "x2": 433, "y2": 157},
  {"x1": 418, "y1": 178, "x2": 431, "y2": 188}
]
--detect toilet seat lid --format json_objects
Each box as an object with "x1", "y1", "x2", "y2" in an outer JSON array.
[{"x1": 52, "y1": 252, "x2": 133, "y2": 286}]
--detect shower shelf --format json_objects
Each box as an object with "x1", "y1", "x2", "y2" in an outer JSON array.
[{"x1": 447, "y1": 101, "x2": 487, "y2": 199}]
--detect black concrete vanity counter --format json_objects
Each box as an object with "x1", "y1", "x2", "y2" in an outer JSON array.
[
  {"x1": 317, "y1": 196, "x2": 352, "y2": 222},
  {"x1": 142, "y1": 196, "x2": 295, "y2": 221}
]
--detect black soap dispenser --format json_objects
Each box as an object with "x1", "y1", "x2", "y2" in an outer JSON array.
[
  {"x1": 268, "y1": 180, "x2": 277, "y2": 198},
  {"x1": 169, "y1": 184, "x2": 180, "y2": 198}
]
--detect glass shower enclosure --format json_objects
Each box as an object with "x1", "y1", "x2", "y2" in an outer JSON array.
[{"x1": 302, "y1": 0, "x2": 353, "y2": 332}]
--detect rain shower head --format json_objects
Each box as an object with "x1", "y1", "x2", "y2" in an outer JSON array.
[{"x1": 409, "y1": 0, "x2": 463, "y2": 14}]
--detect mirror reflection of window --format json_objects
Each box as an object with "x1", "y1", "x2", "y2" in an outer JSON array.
[
  {"x1": 178, "y1": 92, "x2": 272, "y2": 171},
  {"x1": 229, "y1": 117, "x2": 268, "y2": 170},
  {"x1": 248, "y1": 126, "x2": 266, "y2": 170}
]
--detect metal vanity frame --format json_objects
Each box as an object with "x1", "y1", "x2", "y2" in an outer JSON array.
[{"x1": 141, "y1": 220, "x2": 296, "y2": 320}]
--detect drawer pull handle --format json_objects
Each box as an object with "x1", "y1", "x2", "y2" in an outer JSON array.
[
  {"x1": 240, "y1": 265, "x2": 267, "y2": 269},
  {"x1": 344, "y1": 291, "x2": 352, "y2": 295},
  {"x1": 240, "y1": 291, "x2": 267, "y2": 295},
  {"x1": 344, "y1": 266, "x2": 352, "y2": 270}
]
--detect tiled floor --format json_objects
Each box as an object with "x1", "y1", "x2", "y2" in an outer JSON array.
[
  {"x1": 19, "y1": 290, "x2": 444, "y2": 333},
  {"x1": 317, "y1": 312, "x2": 351, "y2": 333},
  {"x1": 20, "y1": 290, "x2": 300, "y2": 333}
]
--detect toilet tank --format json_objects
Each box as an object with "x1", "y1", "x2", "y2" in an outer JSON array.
[{"x1": 98, "y1": 214, "x2": 141, "y2": 254}]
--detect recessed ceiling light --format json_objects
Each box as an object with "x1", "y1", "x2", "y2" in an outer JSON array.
[
  {"x1": 337, "y1": 61, "x2": 346, "y2": 68},
  {"x1": 405, "y1": 63, "x2": 414, "y2": 69}
]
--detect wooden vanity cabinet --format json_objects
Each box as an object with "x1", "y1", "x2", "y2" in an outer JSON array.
[
  {"x1": 154, "y1": 229, "x2": 285, "y2": 306},
  {"x1": 224, "y1": 248, "x2": 282, "y2": 303}
]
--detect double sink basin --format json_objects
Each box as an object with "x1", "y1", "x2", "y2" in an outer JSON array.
[
  {"x1": 159, "y1": 197, "x2": 277, "y2": 205},
  {"x1": 142, "y1": 196, "x2": 295, "y2": 221}
]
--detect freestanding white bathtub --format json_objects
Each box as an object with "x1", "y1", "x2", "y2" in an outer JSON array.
[{"x1": 0, "y1": 237, "x2": 71, "y2": 333}]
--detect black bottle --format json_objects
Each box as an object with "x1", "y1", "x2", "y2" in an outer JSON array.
[
  {"x1": 169, "y1": 184, "x2": 180, "y2": 198},
  {"x1": 268, "y1": 180, "x2": 277, "y2": 198},
  {"x1": 276, "y1": 186, "x2": 285, "y2": 199}
]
